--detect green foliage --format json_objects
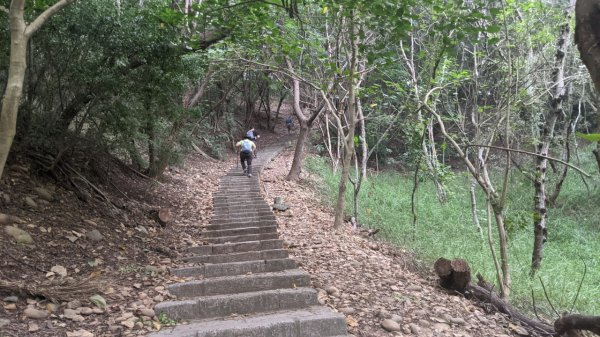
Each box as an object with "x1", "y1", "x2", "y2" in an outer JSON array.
[
  {"x1": 576, "y1": 132, "x2": 600, "y2": 142},
  {"x1": 306, "y1": 154, "x2": 600, "y2": 316},
  {"x1": 157, "y1": 312, "x2": 177, "y2": 326}
]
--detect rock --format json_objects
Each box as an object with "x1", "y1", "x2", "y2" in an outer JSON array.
[
  {"x1": 324, "y1": 285, "x2": 340, "y2": 295},
  {"x1": 86, "y1": 229, "x2": 103, "y2": 242},
  {"x1": 381, "y1": 319, "x2": 401, "y2": 332},
  {"x1": 50, "y1": 265, "x2": 67, "y2": 277},
  {"x1": 24, "y1": 307, "x2": 48, "y2": 319},
  {"x1": 33, "y1": 187, "x2": 53, "y2": 202},
  {"x1": 67, "y1": 300, "x2": 81, "y2": 309},
  {"x1": 4, "y1": 225, "x2": 33, "y2": 244},
  {"x1": 406, "y1": 285, "x2": 422, "y2": 291},
  {"x1": 3, "y1": 296, "x2": 18, "y2": 302},
  {"x1": 121, "y1": 319, "x2": 135, "y2": 329},
  {"x1": 139, "y1": 308, "x2": 155, "y2": 318},
  {"x1": 272, "y1": 203, "x2": 289, "y2": 211},
  {"x1": 390, "y1": 314, "x2": 403, "y2": 323},
  {"x1": 449, "y1": 316, "x2": 466, "y2": 325},
  {"x1": 25, "y1": 197, "x2": 38, "y2": 208},
  {"x1": 116, "y1": 312, "x2": 134, "y2": 322},
  {"x1": 410, "y1": 323, "x2": 421, "y2": 334},
  {"x1": 66, "y1": 329, "x2": 94, "y2": 337},
  {"x1": 376, "y1": 308, "x2": 391, "y2": 318},
  {"x1": 4, "y1": 303, "x2": 16, "y2": 310},
  {"x1": 0, "y1": 213, "x2": 17, "y2": 224},
  {"x1": 78, "y1": 307, "x2": 93, "y2": 315},
  {"x1": 28, "y1": 322, "x2": 40, "y2": 332},
  {"x1": 339, "y1": 307, "x2": 355, "y2": 315},
  {"x1": 432, "y1": 322, "x2": 451, "y2": 331},
  {"x1": 0, "y1": 318, "x2": 10, "y2": 328}
]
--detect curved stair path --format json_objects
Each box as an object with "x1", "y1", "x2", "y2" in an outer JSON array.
[{"x1": 150, "y1": 145, "x2": 352, "y2": 337}]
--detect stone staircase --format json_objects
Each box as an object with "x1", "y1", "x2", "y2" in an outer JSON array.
[{"x1": 149, "y1": 146, "x2": 351, "y2": 337}]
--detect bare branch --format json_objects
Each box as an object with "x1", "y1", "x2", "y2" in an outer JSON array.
[
  {"x1": 25, "y1": 0, "x2": 77, "y2": 38},
  {"x1": 463, "y1": 144, "x2": 591, "y2": 177}
]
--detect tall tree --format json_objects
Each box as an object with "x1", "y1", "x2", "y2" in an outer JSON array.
[{"x1": 0, "y1": 0, "x2": 76, "y2": 179}]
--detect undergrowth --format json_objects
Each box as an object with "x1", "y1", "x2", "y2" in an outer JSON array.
[{"x1": 305, "y1": 155, "x2": 600, "y2": 316}]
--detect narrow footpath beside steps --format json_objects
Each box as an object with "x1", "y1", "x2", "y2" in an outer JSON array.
[{"x1": 150, "y1": 146, "x2": 352, "y2": 337}]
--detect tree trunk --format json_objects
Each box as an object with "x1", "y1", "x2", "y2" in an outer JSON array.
[
  {"x1": 0, "y1": 0, "x2": 28, "y2": 180},
  {"x1": 0, "y1": 0, "x2": 76, "y2": 180},
  {"x1": 286, "y1": 122, "x2": 309, "y2": 180},
  {"x1": 333, "y1": 17, "x2": 358, "y2": 229},
  {"x1": 575, "y1": 0, "x2": 600, "y2": 93},
  {"x1": 531, "y1": 5, "x2": 572, "y2": 275}
]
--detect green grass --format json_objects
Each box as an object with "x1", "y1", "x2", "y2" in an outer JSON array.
[{"x1": 305, "y1": 155, "x2": 600, "y2": 316}]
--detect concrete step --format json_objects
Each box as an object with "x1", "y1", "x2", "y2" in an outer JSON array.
[
  {"x1": 187, "y1": 239, "x2": 283, "y2": 256},
  {"x1": 148, "y1": 306, "x2": 348, "y2": 337},
  {"x1": 183, "y1": 249, "x2": 288, "y2": 264},
  {"x1": 204, "y1": 219, "x2": 278, "y2": 231},
  {"x1": 172, "y1": 258, "x2": 296, "y2": 278},
  {"x1": 212, "y1": 206, "x2": 272, "y2": 214},
  {"x1": 211, "y1": 213, "x2": 276, "y2": 224},
  {"x1": 154, "y1": 287, "x2": 318, "y2": 321},
  {"x1": 167, "y1": 269, "x2": 310, "y2": 298},
  {"x1": 201, "y1": 225, "x2": 277, "y2": 239},
  {"x1": 202, "y1": 232, "x2": 279, "y2": 244},
  {"x1": 212, "y1": 201, "x2": 269, "y2": 209}
]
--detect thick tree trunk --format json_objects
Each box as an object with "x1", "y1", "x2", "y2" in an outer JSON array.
[
  {"x1": 531, "y1": 7, "x2": 572, "y2": 275},
  {"x1": 575, "y1": 0, "x2": 600, "y2": 93}
]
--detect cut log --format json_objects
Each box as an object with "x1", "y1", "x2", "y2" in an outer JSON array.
[
  {"x1": 555, "y1": 313, "x2": 600, "y2": 336},
  {"x1": 434, "y1": 257, "x2": 454, "y2": 290},
  {"x1": 152, "y1": 208, "x2": 172, "y2": 226},
  {"x1": 450, "y1": 259, "x2": 471, "y2": 292}
]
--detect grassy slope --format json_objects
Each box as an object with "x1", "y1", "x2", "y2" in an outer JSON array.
[{"x1": 305, "y1": 155, "x2": 600, "y2": 316}]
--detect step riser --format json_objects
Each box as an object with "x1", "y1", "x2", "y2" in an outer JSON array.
[
  {"x1": 212, "y1": 207, "x2": 272, "y2": 214},
  {"x1": 184, "y1": 249, "x2": 288, "y2": 264},
  {"x1": 205, "y1": 220, "x2": 278, "y2": 231},
  {"x1": 187, "y1": 240, "x2": 283, "y2": 255},
  {"x1": 172, "y1": 259, "x2": 297, "y2": 278},
  {"x1": 167, "y1": 271, "x2": 310, "y2": 297},
  {"x1": 203, "y1": 233, "x2": 279, "y2": 244},
  {"x1": 147, "y1": 307, "x2": 348, "y2": 337},
  {"x1": 211, "y1": 217, "x2": 276, "y2": 225},
  {"x1": 202, "y1": 226, "x2": 277, "y2": 238},
  {"x1": 154, "y1": 288, "x2": 318, "y2": 321}
]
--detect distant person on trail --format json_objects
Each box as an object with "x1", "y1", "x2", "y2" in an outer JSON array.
[
  {"x1": 236, "y1": 136, "x2": 256, "y2": 177},
  {"x1": 246, "y1": 128, "x2": 260, "y2": 157},
  {"x1": 285, "y1": 116, "x2": 294, "y2": 133}
]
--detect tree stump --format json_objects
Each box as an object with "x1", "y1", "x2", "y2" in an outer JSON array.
[{"x1": 433, "y1": 257, "x2": 471, "y2": 292}]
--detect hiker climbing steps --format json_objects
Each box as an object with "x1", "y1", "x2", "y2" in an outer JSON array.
[{"x1": 149, "y1": 146, "x2": 352, "y2": 337}]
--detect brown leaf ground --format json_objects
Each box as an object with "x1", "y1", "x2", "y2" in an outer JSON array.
[{"x1": 0, "y1": 126, "x2": 540, "y2": 337}]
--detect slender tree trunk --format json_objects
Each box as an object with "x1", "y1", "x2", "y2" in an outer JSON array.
[
  {"x1": 333, "y1": 17, "x2": 358, "y2": 229},
  {"x1": 531, "y1": 5, "x2": 572, "y2": 275},
  {"x1": 286, "y1": 122, "x2": 309, "y2": 180},
  {"x1": 0, "y1": 0, "x2": 76, "y2": 180},
  {"x1": 0, "y1": 1, "x2": 28, "y2": 180}
]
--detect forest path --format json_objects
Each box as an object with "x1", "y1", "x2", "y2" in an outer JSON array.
[{"x1": 149, "y1": 143, "x2": 352, "y2": 337}]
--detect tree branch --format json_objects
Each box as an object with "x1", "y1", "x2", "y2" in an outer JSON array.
[
  {"x1": 25, "y1": 0, "x2": 77, "y2": 38},
  {"x1": 463, "y1": 144, "x2": 591, "y2": 177}
]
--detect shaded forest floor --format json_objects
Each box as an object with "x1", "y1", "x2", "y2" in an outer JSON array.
[{"x1": 0, "y1": 125, "x2": 544, "y2": 336}]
